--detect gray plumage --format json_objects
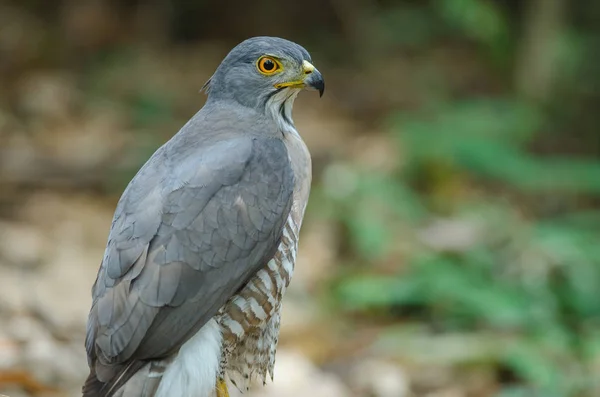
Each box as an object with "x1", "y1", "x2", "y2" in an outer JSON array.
[{"x1": 83, "y1": 36, "x2": 323, "y2": 397}]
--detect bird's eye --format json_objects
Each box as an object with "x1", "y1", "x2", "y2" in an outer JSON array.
[{"x1": 257, "y1": 56, "x2": 281, "y2": 75}]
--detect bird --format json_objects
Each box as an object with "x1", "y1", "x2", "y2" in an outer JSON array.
[{"x1": 82, "y1": 36, "x2": 324, "y2": 397}]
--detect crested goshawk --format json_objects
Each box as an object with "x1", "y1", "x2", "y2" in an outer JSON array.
[{"x1": 83, "y1": 36, "x2": 324, "y2": 397}]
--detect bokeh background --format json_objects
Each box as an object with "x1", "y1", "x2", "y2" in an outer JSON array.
[{"x1": 1, "y1": 0, "x2": 600, "y2": 396}]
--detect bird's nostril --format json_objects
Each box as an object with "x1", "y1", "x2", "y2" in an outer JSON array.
[{"x1": 304, "y1": 69, "x2": 312, "y2": 75}]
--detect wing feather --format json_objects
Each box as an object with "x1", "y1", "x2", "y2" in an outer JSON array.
[{"x1": 84, "y1": 134, "x2": 294, "y2": 396}]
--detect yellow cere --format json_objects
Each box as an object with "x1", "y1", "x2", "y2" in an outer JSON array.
[
  {"x1": 273, "y1": 60, "x2": 315, "y2": 89},
  {"x1": 302, "y1": 60, "x2": 315, "y2": 74}
]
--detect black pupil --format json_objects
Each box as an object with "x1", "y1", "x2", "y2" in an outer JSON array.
[{"x1": 263, "y1": 59, "x2": 275, "y2": 71}]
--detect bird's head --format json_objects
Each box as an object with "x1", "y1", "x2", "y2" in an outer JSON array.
[{"x1": 202, "y1": 36, "x2": 324, "y2": 130}]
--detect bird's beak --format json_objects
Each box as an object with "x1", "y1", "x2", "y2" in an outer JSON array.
[
  {"x1": 302, "y1": 60, "x2": 325, "y2": 97},
  {"x1": 274, "y1": 60, "x2": 325, "y2": 97}
]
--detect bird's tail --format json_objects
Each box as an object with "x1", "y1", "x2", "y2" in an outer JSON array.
[
  {"x1": 83, "y1": 361, "x2": 160, "y2": 397},
  {"x1": 82, "y1": 369, "x2": 106, "y2": 397}
]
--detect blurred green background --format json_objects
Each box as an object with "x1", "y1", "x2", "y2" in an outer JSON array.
[{"x1": 1, "y1": 1, "x2": 599, "y2": 396}]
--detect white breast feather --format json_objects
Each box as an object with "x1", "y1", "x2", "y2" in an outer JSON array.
[
  {"x1": 155, "y1": 319, "x2": 222, "y2": 397},
  {"x1": 266, "y1": 88, "x2": 301, "y2": 135}
]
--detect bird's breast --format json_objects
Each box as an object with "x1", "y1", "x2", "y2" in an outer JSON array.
[
  {"x1": 218, "y1": 215, "x2": 299, "y2": 346},
  {"x1": 217, "y1": 131, "x2": 311, "y2": 386}
]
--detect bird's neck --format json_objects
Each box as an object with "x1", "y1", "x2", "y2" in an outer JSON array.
[{"x1": 265, "y1": 88, "x2": 301, "y2": 137}]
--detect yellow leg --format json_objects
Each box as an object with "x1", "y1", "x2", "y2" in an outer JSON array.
[{"x1": 216, "y1": 378, "x2": 229, "y2": 397}]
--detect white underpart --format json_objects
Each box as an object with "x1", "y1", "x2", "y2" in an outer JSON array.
[
  {"x1": 155, "y1": 319, "x2": 222, "y2": 397},
  {"x1": 266, "y1": 88, "x2": 300, "y2": 135}
]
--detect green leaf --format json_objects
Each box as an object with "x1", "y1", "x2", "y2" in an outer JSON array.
[
  {"x1": 503, "y1": 339, "x2": 564, "y2": 394},
  {"x1": 336, "y1": 275, "x2": 424, "y2": 310},
  {"x1": 393, "y1": 100, "x2": 600, "y2": 195},
  {"x1": 434, "y1": 0, "x2": 511, "y2": 61}
]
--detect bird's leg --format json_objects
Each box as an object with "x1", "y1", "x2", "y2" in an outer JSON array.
[{"x1": 216, "y1": 378, "x2": 230, "y2": 397}]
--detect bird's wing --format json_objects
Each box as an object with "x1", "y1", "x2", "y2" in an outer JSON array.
[{"x1": 84, "y1": 135, "x2": 294, "y2": 395}]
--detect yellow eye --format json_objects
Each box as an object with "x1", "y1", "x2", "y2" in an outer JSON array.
[{"x1": 257, "y1": 56, "x2": 281, "y2": 75}]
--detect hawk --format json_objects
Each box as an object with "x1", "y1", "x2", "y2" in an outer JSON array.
[{"x1": 83, "y1": 36, "x2": 324, "y2": 397}]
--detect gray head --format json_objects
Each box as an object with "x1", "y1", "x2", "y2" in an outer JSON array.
[{"x1": 203, "y1": 37, "x2": 324, "y2": 128}]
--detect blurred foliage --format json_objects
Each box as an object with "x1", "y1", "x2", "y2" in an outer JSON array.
[
  {"x1": 2, "y1": 0, "x2": 600, "y2": 396},
  {"x1": 316, "y1": 1, "x2": 600, "y2": 397},
  {"x1": 329, "y1": 105, "x2": 600, "y2": 396}
]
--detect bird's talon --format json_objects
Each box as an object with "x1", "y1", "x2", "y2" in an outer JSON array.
[{"x1": 216, "y1": 378, "x2": 230, "y2": 397}]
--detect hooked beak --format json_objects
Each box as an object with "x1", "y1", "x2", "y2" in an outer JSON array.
[
  {"x1": 274, "y1": 60, "x2": 325, "y2": 97},
  {"x1": 302, "y1": 60, "x2": 325, "y2": 97}
]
